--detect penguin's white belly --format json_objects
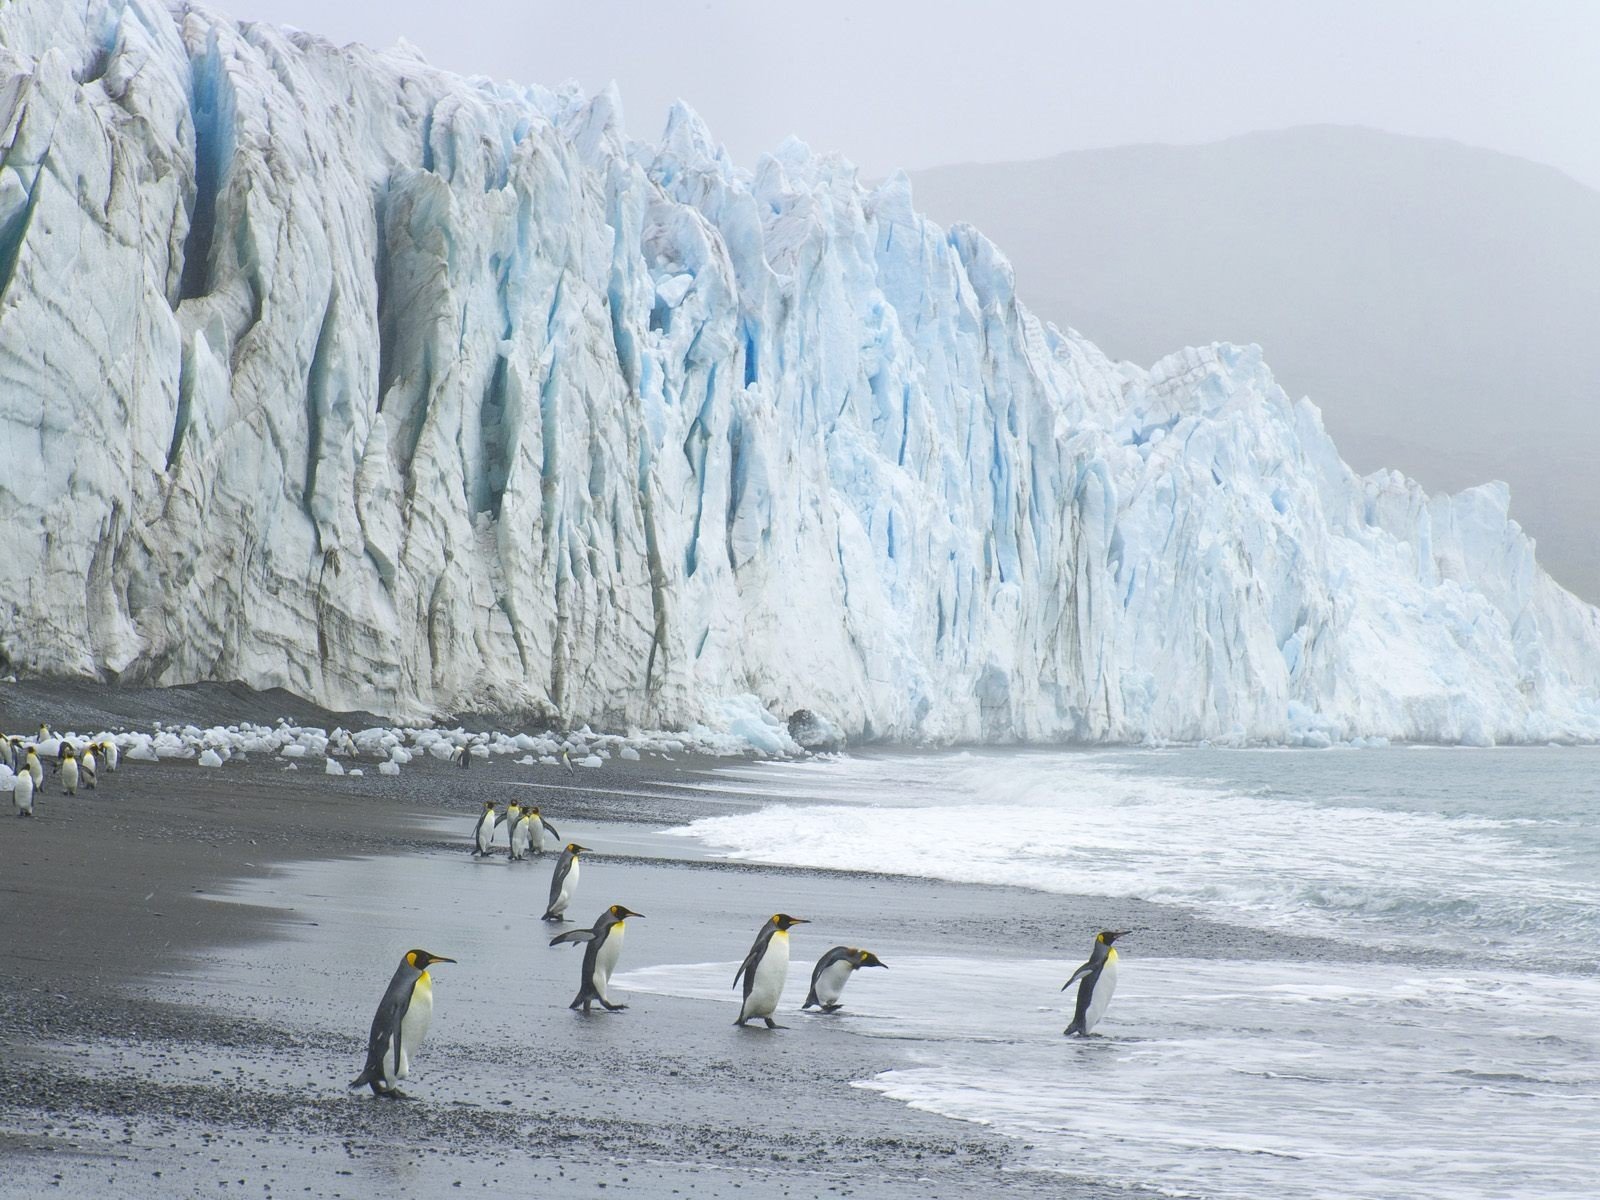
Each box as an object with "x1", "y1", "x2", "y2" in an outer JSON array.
[
  {"x1": 744, "y1": 934, "x2": 790, "y2": 1018},
  {"x1": 593, "y1": 924, "x2": 624, "y2": 1000},
  {"x1": 1084, "y1": 953, "x2": 1119, "y2": 1033},
  {"x1": 392, "y1": 975, "x2": 434, "y2": 1083},
  {"x1": 530, "y1": 822, "x2": 547, "y2": 852},
  {"x1": 474, "y1": 816, "x2": 494, "y2": 853},
  {"x1": 13, "y1": 773, "x2": 33, "y2": 813},
  {"x1": 28, "y1": 760, "x2": 43, "y2": 787},
  {"x1": 62, "y1": 761, "x2": 78, "y2": 792},
  {"x1": 814, "y1": 960, "x2": 854, "y2": 1007},
  {"x1": 555, "y1": 859, "x2": 580, "y2": 910},
  {"x1": 510, "y1": 821, "x2": 529, "y2": 855}
]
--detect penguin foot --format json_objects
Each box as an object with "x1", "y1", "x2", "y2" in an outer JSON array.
[
  {"x1": 820, "y1": 1004, "x2": 843, "y2": 1014},
  {"x1": 602, "y1": 1002, "x2": 628, "y2": 1012},
  {"x1": 762, "y1": 1018, "x2": 784, "y2": 1030}
]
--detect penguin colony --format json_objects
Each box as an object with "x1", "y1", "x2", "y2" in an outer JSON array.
[
  {"x1": 2, "y1": 720, "x2": 1124, "y2": 1102},
  {"x1": 4, "y1": 729, "x2": 119, "y2": 818}
]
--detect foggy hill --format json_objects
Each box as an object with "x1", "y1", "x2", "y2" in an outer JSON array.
[{"x1": 907, "y1": 126, "x2": 1600, "y2": 600}]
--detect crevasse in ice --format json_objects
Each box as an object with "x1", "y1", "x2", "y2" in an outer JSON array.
[{"x1": 1, "y1": 1, "x2": 1596, "y2": 743}]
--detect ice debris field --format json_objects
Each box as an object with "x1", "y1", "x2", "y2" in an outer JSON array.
[
  {"x1": 0, "y1": 1, "x2": 1597, "y2": 745},
  {"x1": 0, "y1": 692, "x2": 816, "y2": 795}
]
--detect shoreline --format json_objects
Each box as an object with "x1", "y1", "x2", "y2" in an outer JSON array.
[{"x1": 2, "y1": 695, "x2": 1105, "y2": 1198}]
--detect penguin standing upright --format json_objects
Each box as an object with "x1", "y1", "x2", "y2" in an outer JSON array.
[
  {"x1": 7, "y1": 737, "x2": 20, "y2": 774},
  {"x1": 527, "y1": 806, "x2": 559, "y2": 855},
  {"x1": 499, "y1": 800, "x2": 524, "y2": 859},
  {"x1": 349, "y1": 948, "x2": 456, "y2": 1098},
  {"x1": 471, "y1": 800, "x2": 497, "y2": 857},
  {"x1": 801, "y1": 946, "x2": 887, "y2": 1013},
  {"x1": 25, "y1": 747, "x2": 43, "y2": 790},
  {"x1": 80, "y1": 745, "x2": 97, "y2": 790},
  {"x1": 508, "y1": 803, "x2": 530, "y2": 861},
  {"x1": 100, "y1": 739, "x2": 118, "y2": 773},
  {"x1": 60, "y1": 749, "x2": 78, "y2": 796},
  {"x1": 456, "y1": 745, "x2": 471, "y2": 769},
  {"x1": 542, "y1": 844, "x2": 590, "y2": 921},
  {"x1": 1062, "y1": 930, "x2": 1131, "y2": 1036},
  {"x1": 733, "y1": 914, "x2": 808, "y2": 1028},
  {"x1": 13, "y1": 769, "x2": 34, "y2": 817},
  {"x1": 550, "y1": 905, "x2": 643, "y2": 1012}
]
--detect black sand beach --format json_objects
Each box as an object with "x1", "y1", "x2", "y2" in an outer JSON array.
[{"x1": 0, "y1": 681, "x2": 1341, "y2": 1198}]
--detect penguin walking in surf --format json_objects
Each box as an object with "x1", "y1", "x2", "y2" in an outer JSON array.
[
  {"x1": 550, "y1": 904, "x2": 643, "y2": 1012},
  {"x1": 471, "y1": 800, "x2": 497, "y2": 857},
  {"x1": 801, "y1": 946, "x2": 887, "y2": 1013},
  {"x1": 542, "y1": 844, "x2": 589, "y2": 921},
  {"x1": 733, "y1": 913, "x2": 807, "y2": 1028},
  {"x1": 1062, "y1": 930, "x2": 1130, "y2": 1036},
  {"x1": 349, "y1": 948, "x2": 456, "y2": 1098}
]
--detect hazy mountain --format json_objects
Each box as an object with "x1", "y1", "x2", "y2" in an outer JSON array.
[{"x1": 907, "y1": 126, "x2": 1600, "y2": 601}]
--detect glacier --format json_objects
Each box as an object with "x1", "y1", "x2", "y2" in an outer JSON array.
[{"x1": 0, "y1": 0, "x2": 1597, "y2": 744}]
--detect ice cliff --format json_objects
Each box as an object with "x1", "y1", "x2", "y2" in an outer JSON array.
[{"x1": 1, "y1": 0, "x2": 1597, "y2": 743}]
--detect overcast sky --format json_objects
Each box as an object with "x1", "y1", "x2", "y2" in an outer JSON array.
[{"x1": 217, "y1": 1, "x2": 1599, "y2": 189}]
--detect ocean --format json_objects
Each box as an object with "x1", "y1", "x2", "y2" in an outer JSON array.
[{"x1": 636, "y1": 747, "x2": 1600, "y2": 1199}]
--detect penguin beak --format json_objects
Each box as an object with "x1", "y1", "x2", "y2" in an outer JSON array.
[{"x1": 429, "y1": 955, "x2": 457, "y2": 965}]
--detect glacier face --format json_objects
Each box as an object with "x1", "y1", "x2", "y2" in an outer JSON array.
[{"x1": 0, "y1": 0, "x2": 1597, "y2": 743}]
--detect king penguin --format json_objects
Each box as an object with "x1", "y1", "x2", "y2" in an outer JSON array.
[
  {"x1": 498, "y1": 800, "x2": 523, "y2": 857},
  {"x1": 733, "y1": 914, "x2": 808, "y2": 1028},
  {"x1": 801, "y1": 946, "x2": 887, "y2": 1013},
  {"x1": 542, "y1": 843, "x2": 590, "y2": 921},
  {"x1": 471, "y1": 800, "x2": 497, "y2": 857},
  {"x1": 80, "y1": 744, "x2": 97, "y2": 790},
  {"x1": 526, "y1": 805, "x2": 559, "y2": 855},
  {"x1": 550, "y1": 904, "x2": 643, "y2": 1012},
  {"x1": 1062, "y1": 930, "x2": 1130, "y2": 1036},
  {"x1": 101, "y1": 738, "x2": 118, "y2": 773},
  {"x1": 508, "y1": 801, "x2": 530, "y2": 861},
  {"x1": 13, "y1": 768, "x2": 34, "y2": 817},
  {"x1": 25, "y1": 746, "x2": 43, "y2": 790},
  {"x1": 349, "y1": 948, "x2": 456, "y2": 1098},
  {"x1": 60, "y1": 749, "x2": 78, "y2": 797}
]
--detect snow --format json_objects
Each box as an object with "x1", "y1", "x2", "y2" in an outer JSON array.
[
  {"x1": 197, "y1": 749, "x2": 223, "y2": 768},
  {"x1": 0, "y1": 2, "x2": 1596, "y2": 745}
]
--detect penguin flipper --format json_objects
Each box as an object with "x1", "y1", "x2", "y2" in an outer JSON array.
[
  {"x1": 541, "y1": 817, "x2": 560, "y2": 840},
  {"x1": 549, "y1": 929, "x2": 596, "y2": 948},
  {"x1": 1061, "y1": 962, "x2": 1094, "y2": 990}
]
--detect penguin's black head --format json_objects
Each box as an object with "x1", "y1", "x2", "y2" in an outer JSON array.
[
  {"x1": 772, "y1": 914, "x2": 808, "y2": 931},
  {"x1": 529, "y1": 806, "x2": 541, "y2": 815},
  {"x1": 484, "y1": 800, "x2": 495, "y2": 809},
  {"x1": 1098, "y1": 930, "x2": 1131, "y2": 946},
  {"x1": 569, "y1": 843, "x2": 590, "y2": 855},
  {"x1": 856, "y1": 950, "x2": 887, "y2": 969},
  {"x1": 404, "y1": 949, "x2": 457, "y2": 970},
  {"x1": 610, "y1": 905, "x2": 644, "y2": 919}
]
